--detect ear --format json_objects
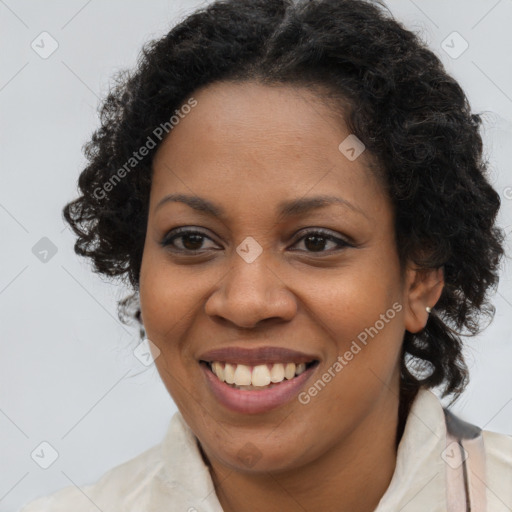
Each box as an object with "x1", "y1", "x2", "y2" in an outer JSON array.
[{"x1": 403, "y1": 265, "x2": 444, "y2": 333}]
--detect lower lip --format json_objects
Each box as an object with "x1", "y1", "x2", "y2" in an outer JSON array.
[{"x1": 201, "y1": 362, "x2": 318, "y2": 414}]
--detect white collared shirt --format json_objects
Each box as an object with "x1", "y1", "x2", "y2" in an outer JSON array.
[{"x1": 19, "y1": 389, "x2": 512, "y2": 511}]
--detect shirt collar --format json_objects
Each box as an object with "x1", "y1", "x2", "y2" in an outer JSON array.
[
  {"x1": 147, "y1": 412, "x2": 224, "y2": 511},
  {"x1": 152, "y1": 388, "x2": 448, "y2": 511},
  {"x1": 375, "y1": 388, "x2": 448, "y2": 511}
]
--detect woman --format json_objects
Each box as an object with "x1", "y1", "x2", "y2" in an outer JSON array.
[{"x1": 20, "y1": 0, "x2": 511, "y2": 510}]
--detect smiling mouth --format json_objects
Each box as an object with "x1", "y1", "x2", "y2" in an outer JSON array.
[{"x1": 200, "y1": 360, "x2": 319, "y2": 390}]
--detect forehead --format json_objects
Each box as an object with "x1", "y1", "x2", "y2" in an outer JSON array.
[
  {"x1": 159, "y1": 80, "x2": 354, "y2": 160},
  {"x1": 150, "y1": 80, "x2": 387, "y2": 219}
]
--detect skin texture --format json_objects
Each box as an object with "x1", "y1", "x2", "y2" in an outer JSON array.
[{"x1": 139, "y1": 81, "x2": 444, "y2": 512}]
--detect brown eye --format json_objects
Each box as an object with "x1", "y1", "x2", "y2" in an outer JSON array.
[
  {"x1": 161, "y1": 228, "x2": 219, "y2": 252},
  {"x1": 303, "y1": 234, "x2": 329, "y2": 252},
  {"x1": 291, "y1": 229, "x2": 351, "y2": 253},
  {"x1": 179, "y1": 233, "x2": 206, "y2": 251}
]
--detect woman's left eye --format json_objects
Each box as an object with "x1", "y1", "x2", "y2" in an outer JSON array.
[{"x1": 291, "y1": 229, "x2": 351, "y2": 253}]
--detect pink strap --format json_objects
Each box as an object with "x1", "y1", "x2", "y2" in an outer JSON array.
[
  {"x1": 445, "y1": 431, "x2": 487, "y2": 511},
  {"x1": 463, "y1": 435, "x2": 487, "y2": 511}
]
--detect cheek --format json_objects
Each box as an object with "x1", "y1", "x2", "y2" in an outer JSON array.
[
  {"x1": 300, "y1": 278, "x2": 404, "y2": 430},
  {"x1": 296, "y1": 259, "x2": 405, "y2": 382},
  {"x1": 299, "y1": 261, "x2": 403, "y2": 336},
  {"x1": 139, "y1": 251, "x2": 198, "y2": 354},
  {"x1": 139, "y1": 257, "x2": 200, "y2": 410}
]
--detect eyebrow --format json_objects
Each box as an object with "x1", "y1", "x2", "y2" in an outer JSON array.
[{"x1": 155, "y1": 193, "x2": 368, "y2": 219}]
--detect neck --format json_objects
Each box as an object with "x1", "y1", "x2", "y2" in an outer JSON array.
[
  {"x1": 397, "y1": 383, "x2": 419, "y2": 447},
  {"x1": 207, "y1": 386, "x2": 404, "y2": 512}
]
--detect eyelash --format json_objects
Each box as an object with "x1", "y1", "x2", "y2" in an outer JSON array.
[{"x1": 160, "y1": 227, "x2": 352, "y2": 255}]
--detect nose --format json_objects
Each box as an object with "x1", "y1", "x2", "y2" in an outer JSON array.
[{"x1": 204, "y1": 251, "x2": 298, "y2": 329}]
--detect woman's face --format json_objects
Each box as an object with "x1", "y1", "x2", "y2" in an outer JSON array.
[{"x1": 139, "y1": 81, "x2": 436, "y2": 474}]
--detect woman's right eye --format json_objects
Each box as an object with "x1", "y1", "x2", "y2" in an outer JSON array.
[{"x1": 161, "y1": 228, "x2": 219, "y2": 253}]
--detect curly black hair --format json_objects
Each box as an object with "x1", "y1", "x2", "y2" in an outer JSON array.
[{"x1": 63, "y1": 0, "x2": 505, "y2": 412}]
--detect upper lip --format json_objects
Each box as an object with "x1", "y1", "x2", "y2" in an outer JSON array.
[{"x1": 198, "y1": 346, "x2": 319, "y2": 365}]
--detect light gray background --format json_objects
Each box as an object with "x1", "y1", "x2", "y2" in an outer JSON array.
[{"x1": 1, "y1": 0, "x2": 511, "y2": 510}]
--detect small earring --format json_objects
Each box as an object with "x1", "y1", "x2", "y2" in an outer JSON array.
[{"x1": 426, "y1": 306, "x2": 432, "y2": 313}]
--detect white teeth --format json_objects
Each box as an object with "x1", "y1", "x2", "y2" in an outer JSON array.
[
  {"x1": 212, "y1": 362, "x2": 224, "y2": 381},
  {"x1": 224, "y1": 363, "x2": 235, "y2": 384},
  {"x1": 295, "y1": 363, "x2": 306, "y2": 376},
  {"x1": 233, "y1": 364, "x2": 252, "y2": 386},
  {"x1": 284, "y1": 363, "x2": 296, "y2": 380},
  {"x1": 251, "y1": 364, "x2": 271, "y2": 386},
  {"x1": 209, "y1": 361, "x2": 313, "y2": 388},
  {"x1": 270, "y1": 363, "x2": 285, "y2": 383}
]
